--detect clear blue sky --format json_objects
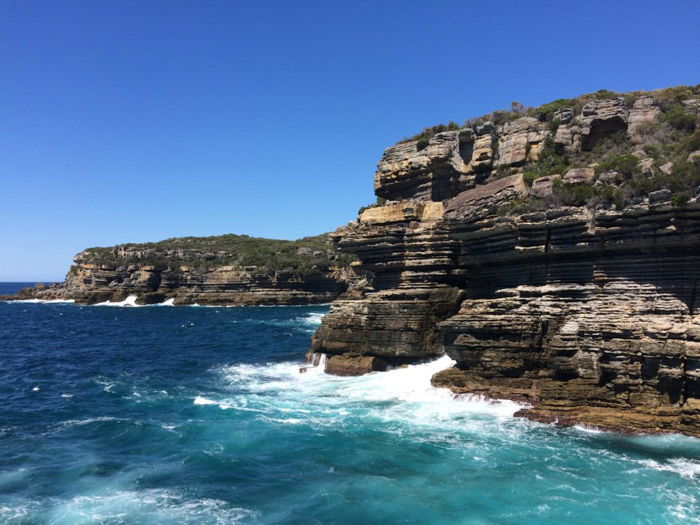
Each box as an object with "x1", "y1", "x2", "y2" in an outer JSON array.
[{"x1": 2, "y1": 1, "x2": 698, "y2": 281}]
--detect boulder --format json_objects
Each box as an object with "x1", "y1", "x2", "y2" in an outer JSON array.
[
  {"x1": 445, "y1": 174, "x2": 527, "y2": 220},
  {"x1": 659, "y1": 162, "x2": 674, "y2": 175},
  {"x1": 648, "y1": 189, "x2": 672, "y2": 204},
  {"x1": 530, "y1": 174, "x2": 561, "y2": 198},
  {"x1": 596, "y1": 170, "x2": 622, "y2": 185},
  {"x1": 324, "y1": 354, "x2": 389, "y2": 376},
  {"x1": 563, "y1": 168, "x2": 595, "y2": 185}
]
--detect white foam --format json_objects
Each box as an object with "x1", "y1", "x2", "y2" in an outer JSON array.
[
  {"x1": 298, "y1": 312, "x2": 325, "y2": 325},
  {"x1": 574, "y1": 424, "x2": 603, "y2": 434},
  {"x1": 639, "y1": 458, "x2": 700, "y2": 479},
  {"x1": 93, "y1": 295, "x2": 141, "y2": 307},
  {"x1": 45, "y1": 489, "x2": 256, "y2": 524},
  {"x1": 193, "y1": 396, "x2": 218, "y2": 406},
  {"x1": 209, "y1": 355, "x2": 525, "y2": 434},
  {"x1": 57, "y1": 417, "x2": 127, "y2": 429},
  {"x1": 160, "y1": 298, "x2": 175, "y2": 306}
]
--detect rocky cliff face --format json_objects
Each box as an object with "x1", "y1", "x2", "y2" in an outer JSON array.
[
  {"x1": 6, "y1": 234, "x2": 358, "y2": 305},
  {"x1": 310, "y1": 85, "x2": 700, "y2": 436}
]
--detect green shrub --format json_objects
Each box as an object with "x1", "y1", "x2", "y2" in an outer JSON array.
[
  {"x1": 596, "y1": 153, "x2": 639, "y2": 177},
  {"x1": 594, "y1": 89, "x2": 618, "y2": 100},
  {"x1": 529, "y1": 98, "x2": 573, "y2": 122},
  {"x1": 682, "y1": 130, "x2": 700, "y2": 152},
  {"x1": 554, "y1": 183, "x2": 596, "y2": 207},
  {"x1": 523, "y1": 170, "x2": 539, "y2": 186},
  {"x1": 497, "y1": 197, "x2": 546, "y2": 216},
  {"x1": 664, "y1": 106, "x2": 697, "y2": 132},
  {"x1": 671, "y1": 192, "x2": 690, "y2": 206},
  {"x1": 491, "y1": 110, "x2": 520, "y2": 125},
  {"x1": 416, "y1": 138, "x2": 430, "y2": 151},
  {"x1": 399, "y1": 121, "x2": 461, "y2": 145}
]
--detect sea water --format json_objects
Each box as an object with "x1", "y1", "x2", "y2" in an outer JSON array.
[{"x1": 1, "y1": 282, "x2": 699, "y2": 523}]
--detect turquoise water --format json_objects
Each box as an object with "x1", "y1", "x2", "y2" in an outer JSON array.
[{"x1": 1, "y1": 283, "x2": 699, "y2": 524}]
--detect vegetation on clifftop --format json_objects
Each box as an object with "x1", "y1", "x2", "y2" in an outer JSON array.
[
  {"x1": 76, "y1": 233, "x2": 355, "y2": 277},
  {"x1": 396, "y1": 85, "x2": 700, "y2": 214}
]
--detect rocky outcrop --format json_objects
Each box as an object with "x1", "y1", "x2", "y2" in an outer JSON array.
[
  {"x1": 432, "y1": 204, "x2": 700, "y2": 435},
  {"x1": 4, "y1": 234, "x2": 358, "y2": 306},
  {"x1": 311, "y1": 86, "x2": 700, "y2": 436}
]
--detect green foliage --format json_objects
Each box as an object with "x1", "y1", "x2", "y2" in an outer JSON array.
[
  {"x1": 554, "y1": 183, "x2": 596, "y2": 207},
  {"x1": 392, "y1": 84, "x2": 700, "y2": 216},
  {"x1": 416, "y1": 137, "x2": 430, "y2": 151},
  {"x1": 594, "y1": 185, "x2": 627, "y2": 209},
  {"x1": 529, "y1": 98, "x2": 573, "y2": 122},
  {"x1": 684, "y1": 130, "x2": 700, "y2": 152},
  {"x1": 497, "y1": 197, "x2": 546, "y2": 216},
  {"x1": 664, "y1": 106, "x2": 697, "y2": 132},
  {"x1": 490, "y1": 110, "x2": 520, "y2": 126},
  {"x1": 594, "y1": 89, "x2": 618, "y2": 100},
  {"x1": 672, "y1": 192, "x2": 690, "y2": 206},
  {"x1": 522, "y1": 170, "x2": 539, "y2": 186},
  {"x1": 628, "y1": 160, "x2": 700, "y2": 197},
  {"x1": 521, "y1": 136, "x2": 570, "y2": 180},
  {"x1": 399, "y1": 121, "x2": 460, "y2": 146},
  {"x1": 655, "y1": 86, "x2": 697, "y2": 112},
  {"x1": 595, "y1": 153, "x2": 639, "y2": 177},
  {"x1": 78, "y1": 233, "x2": 355, "y2": 278},
  {"x1": 643, "y1": 144, "x2": 661, "y2": 159}
]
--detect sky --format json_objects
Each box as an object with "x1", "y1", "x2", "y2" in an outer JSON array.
[{"x1": 1, "y1": 1, "x2": 699, "y2": 281}]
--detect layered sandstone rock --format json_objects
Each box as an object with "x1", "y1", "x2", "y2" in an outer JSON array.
[
  {"x1": 5, "y1": 235, "x2": 357, "y2": 306},
  {"x1": 311, "y1": 86, "x2": 700, "y2": 436}
]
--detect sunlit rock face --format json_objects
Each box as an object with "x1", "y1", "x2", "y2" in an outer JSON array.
[{"x1": 313, "y1": 87, "x2": 700, "y2": 436}]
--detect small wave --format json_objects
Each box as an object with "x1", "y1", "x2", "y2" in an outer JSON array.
[
  {"x1": 297, "y1": 312, "x2": 325, "y2": 326},
  {"x1": 92, "y1": 296, "x2": 178, "y2": 307},
  {"x1": 41, "y1": 489, "x2": 257, "y2": 524},
  {"x1": 639, "y1": 458, "x2": 700, "y2": 479},
  {"x1": 193, "y1": 396, "x2": 218, "y2": 406},
  {"x1": 210, "y1": 355, "x2": 525, "y2": 435},
  {"x1": 262, "y1": 416, "x2": 305, "y2": 425},
  {"x1": 93, "y1": 295, "x2": 141, "y2": 307},
  {"x1": 574, "y1": 424, "x2": 603, "y2": 434},
  {"x1": 56, "y1": 417, "x2": 128, "y2": 429}
]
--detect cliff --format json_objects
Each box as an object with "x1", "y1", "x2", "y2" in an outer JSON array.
[
  {"x1": 309, "y1": 85, "x2": 700, "y2": 436},
  {"x1": 5, "y1": 233, "x2": 359, "y2": 305}
]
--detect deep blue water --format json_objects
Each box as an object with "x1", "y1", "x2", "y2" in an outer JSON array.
[{"x1": 1, "y1": 282, "x2": 700, "y2": 524}]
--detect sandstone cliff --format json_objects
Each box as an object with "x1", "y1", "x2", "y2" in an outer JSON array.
[
  {"x1": 310, "y1": 85, "x2": 700, "y2": 436},
  {"x1": 5, "y1": 234, "x2": 358, "y2": 305}
]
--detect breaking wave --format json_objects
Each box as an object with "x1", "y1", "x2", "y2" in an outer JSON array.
[{"x1": 197, "y1": 356, "x2": 524, "y2": 436}]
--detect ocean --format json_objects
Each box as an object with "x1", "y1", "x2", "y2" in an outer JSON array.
[{"x1": 1, "y1": 282, "x2": 699, "y2": 523}]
